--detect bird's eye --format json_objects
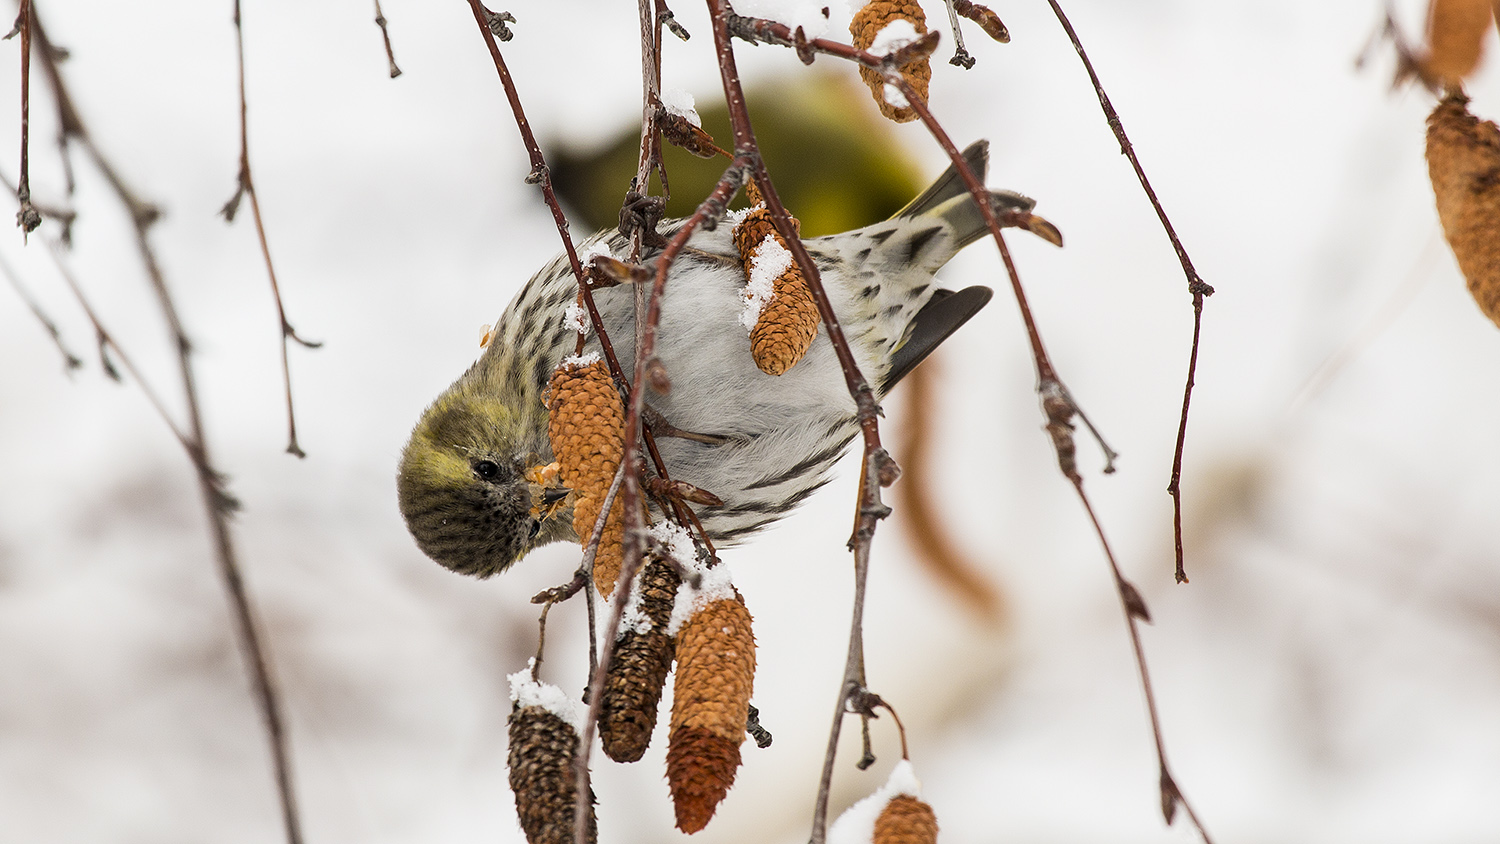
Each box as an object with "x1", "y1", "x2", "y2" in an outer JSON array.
[
  {"x1": 528, "y1": 519, "x2": 542, "y2": 540},
  {"x1": 474, "y1": 460, "x2": 501, "y2": 480}
]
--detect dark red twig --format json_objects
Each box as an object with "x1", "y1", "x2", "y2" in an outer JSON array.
[
  {"x1": 892, "y1": 62, "x2": 1215, "y2": 844},
  {"x1": 1040, "y1": 0, "x2": 1214, "y2": 585},
  {"x1": 223, "y1": 0, "x2": 321, "y2": 459},
  {"x1": 13, "y1": 0, "x2": 39, "y2": 234},
  {"x1": 372, "y1": 0, "x2": 402, "y2": 78},
  {"x1": 703, "y1": 6, "x2": 911, "y2": 841},
  {"x1": 23, "y1": 12, "x2": 304, "y2": 842}
]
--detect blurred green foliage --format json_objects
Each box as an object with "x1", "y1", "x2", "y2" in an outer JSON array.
[{"x1": 548, "y1": 74, "x2": 923, "y2": 239}]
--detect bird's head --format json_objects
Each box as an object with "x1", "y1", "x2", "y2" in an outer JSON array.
[{"x1": 396, "y1": 388, "x2": 572, "y2": 578}]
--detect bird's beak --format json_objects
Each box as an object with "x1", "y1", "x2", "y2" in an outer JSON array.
[{"x1": 541, "y1": 486, "x2": 572, "y2": 506}]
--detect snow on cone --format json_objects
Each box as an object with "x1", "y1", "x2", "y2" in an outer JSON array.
[
  {"x1": 666, "y1": 564, "x2": 756, "y2": 833},
  {"x1": 1427, "y1": 92, "x2": 1500, "y2": 329},
  {"x1": 850, "y1": 0, "x2": 931, "y2": 123},
  {"x1": 829, "y1": 760, "x2": 938, "y2": 844},
  {"x1": 599, "y1": 550, "x2": 681, "y2": 763},
  {"x1": 546, "y1": 354, "x2": 628, "y2": 595},
  {"x1": 1425, "y1": 0, "x2": 1493, "y2": 85},
  {"x1": 734, "y1": 181, "x2": 819, "y2": 376},
  {"x1": 506, "y1": 671, "x2": 597, "y2": 844}
]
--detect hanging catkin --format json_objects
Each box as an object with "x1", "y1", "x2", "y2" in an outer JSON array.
[
  {"x1": 1427, "y1": 92, "x2": 1500, "y2": 329},
  {"x1": 666, "y1": 591, "x2": 756, "y2": 833},
  {"x1": 546, "y1": 355, "x2": 629, "y2": 595},
  {"x1": 850, "y1": 0, "x2": 931, "y2": 123}
]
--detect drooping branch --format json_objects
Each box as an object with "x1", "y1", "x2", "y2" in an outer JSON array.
[
  {"x1": 1040, "y1": 0, "x2": 1214, "y2": 585},
  {"x1": 21, "y1": 9, "x2": 304, "y2": 841},
  {"x1": 223, "y1": 0, "x2": 321, "y2": 459}
]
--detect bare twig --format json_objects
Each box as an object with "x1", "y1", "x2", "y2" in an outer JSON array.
[
  {"x1": 1039, "y1": 0, "x2": 1214, "y2": 584},
  {"x1": 699, "y1": 9, "x2": 912, "y2": 843},
  {"x1": 894, "y1": 72, "x2": 1214, "y2": 844},
  {"x1": 14, "y1": 0, "x2": 39, "y2": 234},
  {"x1": 941, "y1": 0, "x2": 975, "y2": 68},
  {"x1": 24, "y1": 12, "x2": 304, "y2": 842},
  {"x1": 372, "y1": 0, "x2": 402, "y2": 78},
  {"x1": 570, "y1": 461, "x2": 627, "y2": 844},
  {"x1": 0, "y1": 246, "x2": 81, "y2": 371},
  {"x1": 224, "y1": 0, "x2": 321, "y2": 459}
]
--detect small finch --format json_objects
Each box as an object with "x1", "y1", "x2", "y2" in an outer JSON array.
[{"x1": 397, "y1": 140, "x2": 1056, "y2": 577}]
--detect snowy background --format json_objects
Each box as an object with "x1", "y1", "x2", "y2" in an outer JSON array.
[{"x1": 3, "y1": 0, "x2": 1500, "y2": 842}]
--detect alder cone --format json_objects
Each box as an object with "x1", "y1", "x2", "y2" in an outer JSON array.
[
  {"x1": 750, "y1": 274, "x2": 821, "y2": 376},
  {"x1": 1427, "y1": 0, "x2": 1493, "y2": 85},
  {"x1": 546, "y1": 358, "x2": 628, "y2": 595},
  {"x1": 850, "y1": 0, "x2": 931, "y2": 123},
  {"x1": 599, "y1": 554, "x2": 681, "y2": 763},
  {"x1": 1427, "y1": 93, "x2": 1500, "y2": 329},
  {"x1": 507, "y1": 706, "x2": 597, "y2": 844},
  {"x1": 873, "y1": 795, "x2": 940, "y2": 844},
  {"x1": 733, "y1": 198, "x2": 818, "y2": 376},
  {"x1": 667, "y1": 593, "x2": 756, "y2": 833},
  {"x1": 667, "y1": 726, "x2": 742, "y2": 834}
]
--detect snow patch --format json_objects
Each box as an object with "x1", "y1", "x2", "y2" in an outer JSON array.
[
  {"x1": 663, "y1": 522, "x2": 736, "y2": 635},
  {"x1": 660, "y1": 88, "x2": 701, "y2": 128},
  {"x1": 563, "y1": 301, "x2": 588, "y2": 334},
  {"x1": 507, "y1": 661, "x2": 584, "y2": 733},
  {"x1": 827, "y1": 760, "x2": 923, "y2": 844},
  {"x1": 869, "y1": 17, "x2": 920, "y2": 55},
  {"x1": 562, "y1": 351, "x2": 601, "y2": 368},
  {"x1": 740, "y1": 233, "x2": 792, "y2": 330}
]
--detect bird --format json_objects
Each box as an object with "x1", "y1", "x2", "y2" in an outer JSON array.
[{"x1": 397, "y1": 140, "x2": 1057, "y2": 578}]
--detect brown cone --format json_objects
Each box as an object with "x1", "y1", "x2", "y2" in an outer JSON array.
[
  {"x1": 599, "y1": 553, "x2": 682, "y2": 763},
  {"x1": 667, "y1": 592, "x2": 756, "y2": 832},
  {"x1": 666, "y1": 726, "x2": 743, "y2": 834},
  {"x1": 546, "y1": 357, "x2": 629, "y2": 595},
  {"x1": 873, "y1": 794, "x2": 940, "y2": 844},
  {"x1": 1427, "y1": 93, "x2": 1500, "y2": 329},
  {"x1": 850, "y1": 0, "x2": 931, "y2": 123},
  {"x1": 733, "y1": 186, "x2": 818, "y2": 376},
  {"x1": 507, "y1": 706, "x2": 597, "y2": 844}
]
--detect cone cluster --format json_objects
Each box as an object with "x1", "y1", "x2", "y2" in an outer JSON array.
[
  {"x1": 733, "y1": 181, "x2": 820, "y2": 375},
  {"x1": 507, "y1": 705, "x2": 597, "y2": 844},
  {"x1": 667, "y1": 590, "x2": 756, "y2": 833},
  {"x1": 599, "y1": 552, "x2": 682, "y2": 763},
  {"x1": 873, "y1": 794, "x2": 940, "y2": 844},
  {"x1": 1427, "y1": 93, "x2": 1500, "y2": 329},
  {"x1": 850, "y1": 0, "x2": 931, "y2": 123},
  {"x1": 546, "y1": 356, "x2": 628, "y2": 595}
]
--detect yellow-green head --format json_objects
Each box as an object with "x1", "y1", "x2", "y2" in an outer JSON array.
[{"x1": 396, "y1": 379, "x2": 571, "y2": 577}]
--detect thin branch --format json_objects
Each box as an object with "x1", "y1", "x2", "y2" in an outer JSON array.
[
  {"x1": 0, "y1": 245, "x2": 81, "y2": 371},
  {"x1": 571, "y1": 461, "x2": 627, "y2": 844},
  {"x1": 894, "y1": 72, "x2": 1214, "y2": 844},
  {"x1": 13, "y1": 0, "x2": 38, "y2": 234},
  {"x1": 1067, "y1": 470, "x2": 1215, "y2": 843},
  {"x1": 941, "y1": 0, "x2": 975, "y2": 68},
  {"x1": 1039, "y1": 0, "x2": 1214, "y2": 584},
  {"x1": 224, "y1": 0, "x2": 320, "y2": 459},
  {"x1": 372, "y1": 0, "x2": 402, "y2": 78},
  {"x1": 24, "y1": 11, "x2": 303, "y2": 842}
]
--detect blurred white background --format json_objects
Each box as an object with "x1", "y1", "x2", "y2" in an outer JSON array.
[{"x1": 2, "y1": 1, "x2": 1499, "y2": 842}]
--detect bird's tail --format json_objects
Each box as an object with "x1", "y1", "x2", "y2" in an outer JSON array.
[{"x1": 894, "y1": 139, "x2": 1042, "y2": 251}]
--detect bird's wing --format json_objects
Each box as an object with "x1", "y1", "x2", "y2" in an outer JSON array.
[{"x1": 880, "y1": 285, "x2": 993, "y2": 394}]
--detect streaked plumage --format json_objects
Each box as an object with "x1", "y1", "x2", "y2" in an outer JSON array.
[{"x1": 398, "y1": 140, "x2": 1048, "y2": 577}]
